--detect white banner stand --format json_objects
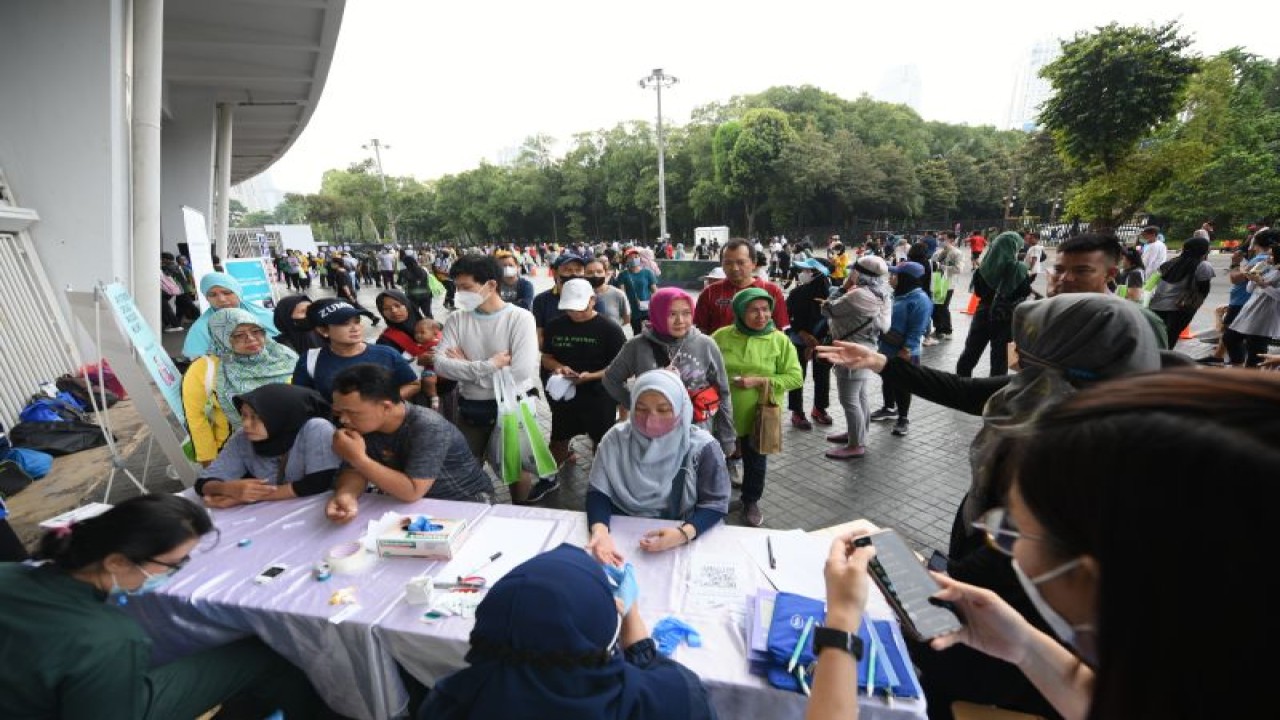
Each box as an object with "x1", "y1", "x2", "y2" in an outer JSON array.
[{"x1": 67, "y1": 283, "x2": 197, "y2": 499}]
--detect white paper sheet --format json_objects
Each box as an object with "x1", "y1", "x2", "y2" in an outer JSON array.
[
  {"x1": 740, "y1": 529, "x2": 830, "y2": 601},
  {"x1": 435, "y1": 516, "x2": 558, "y2": 586},
  {"x1": 685, "y1": 552, "x2": 749, "y2": 612}
]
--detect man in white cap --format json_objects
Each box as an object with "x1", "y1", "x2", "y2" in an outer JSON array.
[{"x1": 538, "y1": 278, "x2": 627, "y2": 499}]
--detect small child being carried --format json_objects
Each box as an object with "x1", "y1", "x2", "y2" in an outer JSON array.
[{"x1": 412, "y1": 318, "x2": 442, "y2": 408}]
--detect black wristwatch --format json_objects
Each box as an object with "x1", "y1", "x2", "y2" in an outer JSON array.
[{"x1": 813, "y1": 625, "x2": 864, "y2": 660}]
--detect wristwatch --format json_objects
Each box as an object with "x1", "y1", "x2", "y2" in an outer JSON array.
[{"x1": 812, "y1": 625, "x2": 864, "y2": 660}]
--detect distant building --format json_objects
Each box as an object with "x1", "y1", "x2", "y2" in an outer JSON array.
[
  {"x1": 232, "y1": 171, "x2": 286, "y2": 213},
  {"x1": 1007, "y1": 38, "x2": 1061, "y2": 131},
  {"x1": 875, "y1": 65, "x2": 923, "y2": 115}
]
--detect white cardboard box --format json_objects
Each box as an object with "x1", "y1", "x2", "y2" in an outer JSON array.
[{"x1": 376, "y1": 517, "x2": 471, "y2": 559}]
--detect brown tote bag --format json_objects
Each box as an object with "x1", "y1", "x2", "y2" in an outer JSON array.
[{"x1": 752, "y1": 378, "x2": 783, "y2": 454}]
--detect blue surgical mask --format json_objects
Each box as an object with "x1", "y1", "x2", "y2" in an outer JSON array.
[{"x1": 106, "y1": 567, "x2": 173, "y2": 606}]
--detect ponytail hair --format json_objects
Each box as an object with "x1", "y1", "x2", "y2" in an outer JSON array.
[{"x1": 36, "y1": 494, "x2": 214, "y2": 571}]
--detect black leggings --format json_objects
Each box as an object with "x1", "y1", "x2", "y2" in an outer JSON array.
[{"x1": 956, "y1": 306, "x2": 1011, "y2": 377}]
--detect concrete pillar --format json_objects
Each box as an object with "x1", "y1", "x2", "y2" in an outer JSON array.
[
  {"x1": 131, "y1": 0, "x2": 165, "y2": 333},
  {"x1": 213, "y1": 103, "x2": 234, "y2": 263},
  {"x1": 160, "y1": 88, "x2": 217, "y2": 255}
]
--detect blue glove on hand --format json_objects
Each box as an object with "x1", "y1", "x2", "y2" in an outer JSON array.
[
  {"x1": 603, "y1": 562, "x2": 639, "y2": 615},
  {"x1": 652, "y1": 616, "x2": 703, "y2": 656}
]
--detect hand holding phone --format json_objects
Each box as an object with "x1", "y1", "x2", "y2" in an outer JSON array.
[{"x1": 855, "y1": 529, "x2": 962, "y2": 641}]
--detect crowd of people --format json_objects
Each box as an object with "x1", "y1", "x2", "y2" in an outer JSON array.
[{"x1": 4, "y1": 222, "x2": 1277, "y2": 719}]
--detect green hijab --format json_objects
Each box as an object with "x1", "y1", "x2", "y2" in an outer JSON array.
[
  {"x1": 978, "y1": 231, "x2": 1030, "y2": 297},
  {"x1": 208, "y1": 308, "x2": 300, "y2": 430},
  {"x1": 731, "y1": 287, "x2": 775, "y2": 336}
]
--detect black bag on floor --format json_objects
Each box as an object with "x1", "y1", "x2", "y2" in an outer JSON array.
[
  {"x1": 7, "y1": 420, "x2": 110, "y2": 456},
  {"x1": 55, "y1": 374, "x2": 120, "y2": 409},
  {"x1": 0, "y1": 460, "x2": 34, "y2": 497}
]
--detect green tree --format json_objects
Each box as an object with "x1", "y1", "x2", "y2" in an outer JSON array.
[
  {"x1": 228, "y1": 199, "x2": 248, "y2": 226},
  {"x1": 1041, "y1": 21, "x2": 1200, "y2": 173},
  {"x1": 917, "y1": 156, "x2": 958, "y2": 221},
  {"x1": 722, "y1": 108, "x2": 796, "y2": 238}
]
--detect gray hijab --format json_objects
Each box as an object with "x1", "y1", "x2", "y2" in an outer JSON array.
[
  {"x1": 961, "y1": 293, "x2": 1164, "y2": 529},
  {"x1": 588, "y1": 369, "x2": 714, "y2": 519}
]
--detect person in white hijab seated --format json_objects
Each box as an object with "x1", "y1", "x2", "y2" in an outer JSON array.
[{"x1": 585, "y1": 369, "x2": 731, "y2": 566}]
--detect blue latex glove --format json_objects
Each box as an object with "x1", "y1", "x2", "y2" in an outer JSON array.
[
  {"x1": 407, "y1": 516, "x2": 443, "y2": 532},
  {"x1": 652, "y1": 616, "x2": 703, "y2": 656},
  {"x1": 603, "y1": 562, "x2": 639, "y2": 615}
]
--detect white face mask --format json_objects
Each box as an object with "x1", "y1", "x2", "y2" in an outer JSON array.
[
  {"x1": 502, "y1": 266, "x2": 518, "y2": 278},
  {"x1": 797, "y1": 271, "x2": 814, "y2": 285},
  {"x1": 454, "y1": 288, "x2": 488, "y2": 312},
  {"x1": 1012, "y1": 557, "x2": 1093, "y2": 650}
]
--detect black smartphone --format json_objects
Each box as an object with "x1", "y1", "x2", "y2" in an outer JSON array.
[{"x1": 855, "y1": 530, "x2": 962, "y2": 641}]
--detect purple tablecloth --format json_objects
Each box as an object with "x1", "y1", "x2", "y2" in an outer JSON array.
[{"x1": 127, "y1": 493, "x2": 926, "y2": 720}]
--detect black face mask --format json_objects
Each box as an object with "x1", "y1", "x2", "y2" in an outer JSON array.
[{"x1": 586, "y1": 276, "x2": 606, "y2": 288}]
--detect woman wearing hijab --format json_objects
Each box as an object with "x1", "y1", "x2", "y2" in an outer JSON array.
[
  {"x1": 418, "y1": 543, "x2": 716, "y2": 720},
  {"x1": 1226, "y1": 238, "x2": 1280, "y2": 367},
  {"x1": 603, "y1": 287, "x2": 735, "y2": 455},
  {"x1": 821, "y1": 255, "x2": 892, "y2": 459},
  {"x1": 586, "y1": 370, "x2": 730, "y2": 566},
  {"x1": 870, "y1": 261, "x2": 933, "y2": 437},
  {"x1": 955, "y1": 231, "x2": 1032, "y2": 378},
  {"x1": 195, "y1": 384, "x2": 340, "y2": 508},
  {"x1": 1147, "y1": 236, "x2": 1215, "y2": 347},
  {"x1": 181, "y1": 308, "x2": 299, "y2": 465},
  {"x1": 784, "y1": 258, "x2": 835, "y2": 430},
  {"x1": 272, "y1": 294, "x2": 324, "y2": 353},
  {"x1": 375, "y1": 289, "x2": 430, "y2": 358},
  {"x1": 711, "y1": 288, "x2": 803, "y2": 527},
  {"x1": 181, "y1": 271, "x2": 280, "y2": 359},
  {"x1": 818, "y1": 293, "x2": 1164, "y2": 718}
]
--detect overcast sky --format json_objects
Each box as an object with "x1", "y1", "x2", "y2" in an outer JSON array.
[{"x1": 264, "y1": 0, "x2": 1260, "y2": 195}]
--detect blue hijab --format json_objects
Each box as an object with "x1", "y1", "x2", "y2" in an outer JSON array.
[
  {"x1": 421, "y1": 544, "x2": 704, "y2": 720},
  {"x1": 181, "y1": 272, "x2": 279, "y2": 359}
]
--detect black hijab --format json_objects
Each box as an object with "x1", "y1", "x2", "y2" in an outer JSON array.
[
  {"x1": 272, "y1": 295, "x2": 323, "y2": 353},
  {"x1": 1159, "y1": 237, "x2": 1211, "y2": 283},
  {"x1": 375, "y1": 289, "x2": 423, "y2": 336},
  {"x1": 232, "y1": 384, "x2": 331, "y2": 457}
]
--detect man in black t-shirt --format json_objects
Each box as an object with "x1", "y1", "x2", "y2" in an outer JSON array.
[
  {"x1": 325, "y1": 364, "x2": 491, "y2": 524},
  {"x1": 540, "y1": 279, "x2": 626, "y2": 469}
]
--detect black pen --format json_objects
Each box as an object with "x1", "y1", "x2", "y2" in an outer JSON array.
[
  {"x1": 462, "y1": 552, "x2": 502, "y2": 578},
  {"x1": 767, "y1": 537, "x2": 776, "y2": 570}
]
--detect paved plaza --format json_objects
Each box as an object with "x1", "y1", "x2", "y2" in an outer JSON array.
[{"x1": 58, "y1": 249, "x2": 1229, "y2": 559}]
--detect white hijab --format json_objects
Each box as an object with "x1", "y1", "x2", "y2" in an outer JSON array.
[{"x1": 588, "y1": 369, "x2": 712, "y2": 518}]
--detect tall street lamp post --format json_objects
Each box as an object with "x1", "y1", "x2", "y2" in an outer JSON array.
[{"x1": 639, "y1": 68, "x2": 677, "y2": 243}]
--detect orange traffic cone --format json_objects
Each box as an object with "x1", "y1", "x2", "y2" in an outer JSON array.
[
  {"x1": 962, "y1": 293, "x2": 979, "y2": 315},
  {"x1": 1179, "y1": 325, "x2": 1194, "y2": 341}
]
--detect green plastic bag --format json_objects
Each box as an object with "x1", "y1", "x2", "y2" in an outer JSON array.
[
  {"x1": 487, "y1": 368, "x2": 556, "y2": 484},
  {"x1": 427, "y1": 271, "x2": 447, "y2": 301}
]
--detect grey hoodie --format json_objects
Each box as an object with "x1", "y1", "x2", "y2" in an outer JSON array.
[{"x1": 603, "y1": 327, "x2": 736, "y2": 452}]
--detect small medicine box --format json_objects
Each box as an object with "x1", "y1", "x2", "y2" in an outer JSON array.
[{"x1": 376, "y1": 517, "x2": 471, "y2": 559}]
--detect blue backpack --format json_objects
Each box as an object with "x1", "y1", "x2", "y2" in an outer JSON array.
[
  {"x1": 3, "y1": 447, "x2": 52, "y2": 479},
  {"x1": 18, "y1": 393, "x2": 86, "y2": 424}
]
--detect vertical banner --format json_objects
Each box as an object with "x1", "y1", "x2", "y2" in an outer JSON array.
[
  {"x1": 183, "y1": 206, "x2": 215, "y2": 312},
  {"x1": 67, "y1": 284, "x2": 197, "y2": 486}
]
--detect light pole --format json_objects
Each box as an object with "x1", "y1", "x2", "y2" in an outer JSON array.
[
  {"x1": 362, "y1": 139, "x2": 392, "y2": 241},
  {"x1": 1002, "y1": 185, "x2": 1018, "y2": 228},
  {"x1": 639, "y1": 68, "x2": 677, "y2": 243}
]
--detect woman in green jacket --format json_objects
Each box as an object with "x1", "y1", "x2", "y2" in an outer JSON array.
[{"x1": 712, "y1": 287, "x2": 803, "y2": 527}]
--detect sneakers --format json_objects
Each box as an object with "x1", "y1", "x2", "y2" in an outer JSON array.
[
  {"x1": 728, "y1": 460, "x2": 743, "y2": 488},
  {"x1": 825, "y1": 432, "x2": 849, "y2": 444},
  {"x1": 809, "y1": 409, "x2": 833, "y2": 426},
  {"x1": 922, "y1": 335, "x2": 939, "y2": 346},
  {"x1": 163, "y1": 326, "x2": 184, "y2": 333},
  {"x1": 790, "y1": 411, "x2": 813, "y2": 430},
  {"x1": 826, "y1": 445, "x2": 867, "y2": 460},
  {"x1": 524, "y1": 477, "x2": 561, "y2": 503},
  {"x1": 869, "y1": 407, "x2": 898, "y2": 422},
  {"x1": 742, "y1": 501, "x2": 764, "y2": 527},
  {"x1": 892, "y1": 418, "x2": 910, "y2": 436},
  {"x1": 937, "y1": 333, "x2": 952, "y2": 340}
]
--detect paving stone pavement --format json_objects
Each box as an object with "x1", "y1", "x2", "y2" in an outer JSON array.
[{"x1": 116, "y1": 251, "x2": 1230, "y2": 558}]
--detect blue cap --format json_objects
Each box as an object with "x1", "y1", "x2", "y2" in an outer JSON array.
[
  {"x1": 888, "y1": 261, "x2": 926, "y2": 279},
  {"x1": 551, "y1": 253, "x2": 586, "y2": 269},
  {"x1": 793, "y1": 257, "x2": 830, "y2": 276}
]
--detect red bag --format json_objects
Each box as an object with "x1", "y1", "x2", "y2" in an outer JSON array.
[{"x1": 689, "y1": 385, "x2": 720, "y2": 423}]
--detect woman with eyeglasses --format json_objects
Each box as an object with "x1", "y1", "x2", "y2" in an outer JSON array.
[
  {"x1": 916, "y1": 369, "x2": 1277, "y2": 719},
  {"x1": 0, "y1": 493, "x2": 322, "y2": 719},
  {"x1": 181, "y1": 308, "x2": 299, "y2": 466}
]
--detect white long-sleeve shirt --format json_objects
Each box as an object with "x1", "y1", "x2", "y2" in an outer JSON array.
[
  {"x1": 1141, "y1": 240, "x2": 1168, "y2": 277},
  {"x1": 434, "y1": 304, "x2": 540, "y2": 400}
]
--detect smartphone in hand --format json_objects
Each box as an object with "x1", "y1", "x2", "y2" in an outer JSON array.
[{"x1": 856, "y1": 529, "x2": 962, "y2": 641}]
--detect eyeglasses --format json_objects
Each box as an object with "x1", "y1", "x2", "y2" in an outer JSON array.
[
  {"x1": 229, "y1": 329, "x2": 267, "y2": 342},
  {"x1": 971, "y1": 507, "x2": 1043, "y2": 557},
  {"x1": 144, "y1": 554, "x2": 192, "y2": 576}
]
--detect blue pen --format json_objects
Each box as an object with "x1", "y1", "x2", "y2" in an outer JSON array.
[
  {"x1": 787, "y1": 616, "x2": 816, "y2": 674},
  {"x1": 864, "y1": 620, "x2": 878, "y2": 698}
]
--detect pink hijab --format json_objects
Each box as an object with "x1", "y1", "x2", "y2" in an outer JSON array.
[{"x1": 647, "y1": 287, "x2": 693, "y2": 337}]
